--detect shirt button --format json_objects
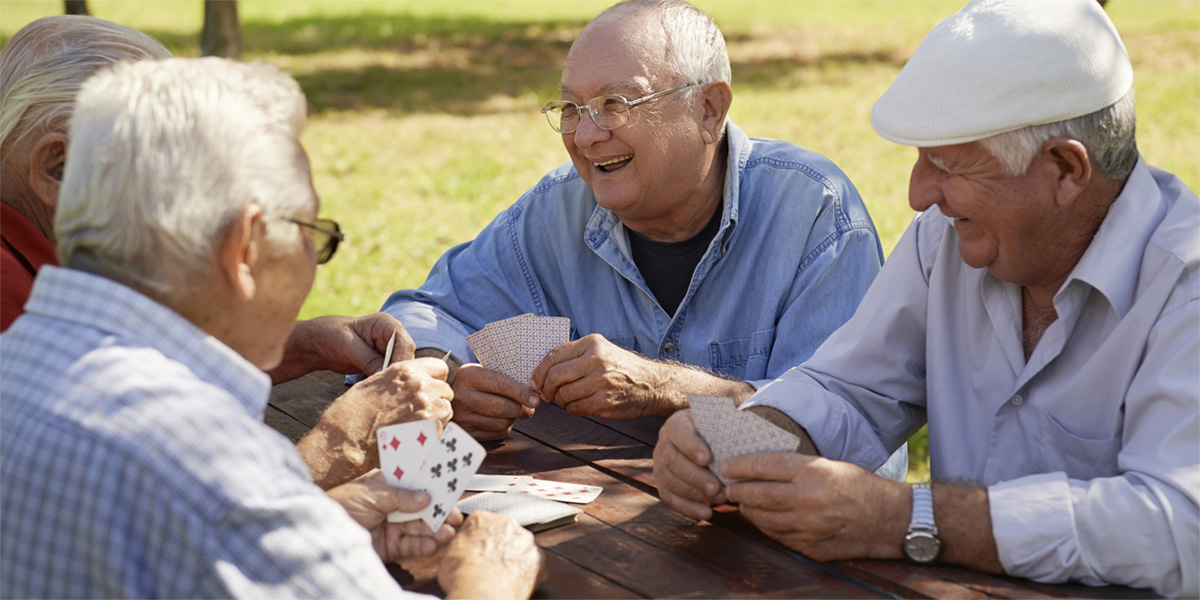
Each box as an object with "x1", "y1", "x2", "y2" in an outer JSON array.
[
  {"x1": 1011, "y1": 394, "x2": 1024, "y2": 407},
  {"x1": 663, "y1": 342, "x2": 675, "y2": 353}
]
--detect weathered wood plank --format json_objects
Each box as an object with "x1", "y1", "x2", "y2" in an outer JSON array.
[
  {"x1": 267, "y1": 370, "x2": 346, "y2": 428},
  {"x1": 263, "y1": 404, "x2": 309, "y2": 443}
]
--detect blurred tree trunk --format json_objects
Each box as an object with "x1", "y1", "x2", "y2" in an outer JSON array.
[
  {"x1": 202, "y1": 0, "x2": 242, "y2": 59},
  {"x1": 64, "y1": 0, "x2": 88, "y2": 15}
]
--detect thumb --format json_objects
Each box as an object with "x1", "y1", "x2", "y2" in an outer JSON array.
[{"x1": 375, "y1": 488, "x2": 432, "y2": 514}]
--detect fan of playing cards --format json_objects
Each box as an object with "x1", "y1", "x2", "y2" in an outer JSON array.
[
  {"x1": 689, "y1": 395, "x2": 801, "y2": 485},
  {"x1": 467, "y1": 313, "x2": 570, "y2": 383},
  {"x1": 378, "y1": 421, "x2": 485, "y2": 530}
]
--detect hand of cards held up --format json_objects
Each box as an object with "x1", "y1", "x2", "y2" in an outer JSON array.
[
  {"x1": 376, "y1": 420, "x2": 485, "y2": 531},
  {"x1": 467, "y1": 313, "x2": 570, "y2": 384},
  {"x1": 689, "y1": 394, "x2": 800, "y2": 486}
]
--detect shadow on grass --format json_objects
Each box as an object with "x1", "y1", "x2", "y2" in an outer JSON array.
[{"x1": 123, "y1": 11, "x2": 910, "y2": 116}]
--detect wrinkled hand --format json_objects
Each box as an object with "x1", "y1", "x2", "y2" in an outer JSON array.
[
  {"x1": 530, "y1": 334, "x2": 669, "y2": 420},
  {"x1": 272, "y1": 313, "x2": 415, "y2": 384},
  {"x1": 437, "y1": 511, "x2": 545, "y2": 599},
  {"x1": 653, "y1": 409, "x2": 727, "y2": 521},
  {"x1": 450, "y1": 364, "x2": 537, "y2": 441},
  {"x1": 326, "y1": 471, "x2": 462, "y2": 563},
  {"x1": 722, "y1": 453, "x2": 906, "y2": 562},
  {"x1": 302, "y1": 357, "x2": 453, "y2": 489}
]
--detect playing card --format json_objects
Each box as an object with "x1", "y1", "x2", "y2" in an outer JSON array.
[
  {"x1": 467, "y1": 473, "x2": 533, "y2": 492},
  {"x1": 506, "y1": 478, "x2": 602, "y2": 504},
  {"x1": 458, "y1": 491, "x2": 581, "y2": 532},
  {"x1": 688, "y1": 394, "x2": 800, "y2": 485},
  {"x1": 382, "y1": 331, "x2": 397, "y2": 368},
  {"x1": 377, "y1": 420, "x2": 438, "y2": 488},
  {"x1": 469, "y1": 313, "x2": 570, "y2": 384},
  {"x1": 387, "y1": 422, "x2": 485, "y2": 531}
]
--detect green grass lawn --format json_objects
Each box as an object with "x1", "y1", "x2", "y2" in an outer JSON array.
[{"x1": 3, "y1": 0, "x2": 1197, "y2": 480}]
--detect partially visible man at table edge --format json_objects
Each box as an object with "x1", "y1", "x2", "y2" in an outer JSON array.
[
  {"x1": 367, "y1": 0, "x2": 906, "y2": 479},
  {"x1": 653, "y1": 0, "x2": 1198, "y2": 596},
  {"x1": 0, "y1": 15, "x2": 449, "y2": 491},
  {"x1": 0, "y1": 57, "x2": 542, "y2": 599}
]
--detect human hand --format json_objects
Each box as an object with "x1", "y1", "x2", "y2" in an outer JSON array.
[
  {"x1": 530, "y1": 334, "x2": 672, "y2": 420},
  {"x1": 722, "y1": 453, "x2": 907, "y2": 562},
  {"x1": 271, "y1": 313, "x2": 415, "y2": 384},
  {"x1": 450, "y1": 364, "x2": 537, "y2": 441},
  {"x1": 301, "y1": 357, "x2": 453, "y2": 489},
  {"x1": 437, "y1": 511, "x2": 545, "y2": 599},
  {"x1": 653, "y1": 409, "x2": 727, "y2": 521},
  {"x1": 326, "y1": 471, "x2": 463, "y2": 563}
]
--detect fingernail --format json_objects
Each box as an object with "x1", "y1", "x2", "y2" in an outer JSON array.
[
  {"x1": 706, "y1": 482, "x2": 718, "y2": 495},
  {"x1": 695, "y1": 452, "x2": 706, "y2": 463},
  {"x1": 415, "y1": 491, "x2": 429, "y2": 503},
  {"x1": 527, "y1": 395, "x2": 541, "y2": 408}
]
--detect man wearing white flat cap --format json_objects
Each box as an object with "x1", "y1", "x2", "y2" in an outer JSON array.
[{"x1": 653, "y1": 0, "x2": 1198, "y2": 595}]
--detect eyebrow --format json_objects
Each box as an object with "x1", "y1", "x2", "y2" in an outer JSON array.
[{"x1": 926, "y1": 152, "x2": 950, "y2": 172}]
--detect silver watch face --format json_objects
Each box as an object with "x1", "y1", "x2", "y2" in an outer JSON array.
[{"x1": 904, "y1": 531, "x2": 941, "y2": 564}]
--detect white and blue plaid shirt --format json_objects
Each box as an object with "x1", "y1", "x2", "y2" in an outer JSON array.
[{"x1": 1, "y1": 266, "x2": 415, "y2": 598}]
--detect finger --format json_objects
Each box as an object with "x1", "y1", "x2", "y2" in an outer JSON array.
[
  {"x1": 557, "y1": 390, "x2": 607, "y2": 417},
  {"x1": 458, "y1": 365, "x2": 540, "y2": 408},
  {"x1": 540, "y1": 353, "x2": 596, "y2": 406},
  {"x1": 375, "y1": 489, "x2": 431, "y2": 514},
  {"x1": 721, "y1": 452, "x2": 811, "y2": 483},
  {"x1": 658, "y1": 483, "x2": 714, "y2": 521},
  {"x1": 665, "y1": 411, "x2": 713, "y2": 467},
  {"x1": 655, "y1": 438, "x2": 722, "y2": 501},
  {"x1": 529, "y1": 338, "x2": 586, "y2": 393},
  {"x1": 724, "y1": 480, "x2": 800, "y2": 509},
  {"x1": 394, "y1": 356, "x2": 450, "y2": 381},
  {"x1": 451, "y1": 410, "x2": 516, "y2": 441}
]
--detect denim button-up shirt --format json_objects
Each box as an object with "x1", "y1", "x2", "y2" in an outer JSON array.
[{"x1": 382, "y1": 122, "x2": 884, "y2": 389}]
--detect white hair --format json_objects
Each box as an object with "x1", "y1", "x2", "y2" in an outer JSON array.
[
  {"x1": 602, "y1": 0, "x2": 732, "y2": 105},
  {"x1": 979, "y1": 90, "x2": 1138, "y2": 180},
  {"x1": 0, "y1": 15, "x2": 171, "y2": 160},
  {"x1": 56, "y1": 57, "x2": 312, "y2": 299}
]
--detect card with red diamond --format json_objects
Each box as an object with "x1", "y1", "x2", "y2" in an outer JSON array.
[{"x1": 377, "y1": 420, "x2": 438, "y2": 489}]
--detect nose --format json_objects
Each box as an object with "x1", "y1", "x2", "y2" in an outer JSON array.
[
  {"x1": 570, "y1": 107, "x2": 611, "y2": 149},
  {"x1": 908, "y1": 153, "x2": 945, "y2": 213}
]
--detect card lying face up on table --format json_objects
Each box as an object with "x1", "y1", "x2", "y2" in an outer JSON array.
[
  {"x1": 467, "y1": 313, "x2": 570, "y2": 383},
  {"x1": 377, "y1": 420, "x2": 485, "y2": 530},
  {"x1": 689, "y1": 394, "x2": 801, "y2": 486}
]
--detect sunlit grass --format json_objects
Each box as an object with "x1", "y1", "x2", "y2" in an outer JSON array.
[{"x1": 3, "y1": 0, "x2": 1196, "y2": 481}]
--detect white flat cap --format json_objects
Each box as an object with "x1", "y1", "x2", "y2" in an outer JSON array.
[{"x1": 871, "y1": 0, "x2": 1133, "y2": 147}]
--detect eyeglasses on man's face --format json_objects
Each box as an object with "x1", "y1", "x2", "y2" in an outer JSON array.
[
  {"x1": 287, "y1": 217, "x2": 344, "y2": 265},
  {"x1": 541, "y1": 82, "x2": 695, "y2": 134}
]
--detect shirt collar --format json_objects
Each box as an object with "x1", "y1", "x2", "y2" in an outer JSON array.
[
  {"x1": 23, "y1": 266, "x2": 271, "y2": 416},
  {"x1": 584, "y1": 118, "x2": 747, "y2": 255},
  {"x1": 1064, "y1": 158, "x2": 1160, "y2": 318}
]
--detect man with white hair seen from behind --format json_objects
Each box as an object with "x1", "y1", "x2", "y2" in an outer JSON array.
[
  {"x1": 654, "y1": 0, "x2": 1198, "y2": 596},
  {"x1": 0, "y1": 57, "x2": 542, "y2": 599}
]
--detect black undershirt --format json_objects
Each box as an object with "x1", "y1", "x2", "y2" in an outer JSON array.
[{"x1": 627, "y1": 202, "x2": 723, "y2": 317}]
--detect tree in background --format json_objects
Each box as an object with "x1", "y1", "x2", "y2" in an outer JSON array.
[{"x1": 202, "y1": 0, "x2": 241, "y2": 59}]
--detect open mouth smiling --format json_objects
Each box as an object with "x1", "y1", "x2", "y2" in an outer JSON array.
[{"x1": 594, "y1": 155, "x2": 632, "y2": 173}]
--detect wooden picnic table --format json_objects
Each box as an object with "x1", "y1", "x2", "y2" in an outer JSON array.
[{"x1": 268, "y1": 371, "x2": 1160, "y2": 599}]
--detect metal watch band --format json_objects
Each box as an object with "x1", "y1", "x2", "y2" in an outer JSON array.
[{"x1": 909, "y1": 482, "x2": 938, "y2": 533}]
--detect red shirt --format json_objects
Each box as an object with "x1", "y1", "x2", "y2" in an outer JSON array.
[{"x1": 1, "y1": 202, "x2": 58, "y2": 331}]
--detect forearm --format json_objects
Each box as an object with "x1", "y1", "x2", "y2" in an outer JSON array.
[
  {"x1": 415, "y1": 347, "x2": 462, "y2": 386},
  {"x1": 296, "y1": 407, "x2": 373, "y2": 490},
  {"x1": 268, "y1": 320, "x2": 321, "y2": 385},
  {"x1": 744, "y1": 405, "x2": 820, "y2": 455},
  {"x1": 655, "y1": 362, "x2": 755, "y2": 418},
  {"x1": 934, "y1": 484, "x2": 1003, "y2": 572}
]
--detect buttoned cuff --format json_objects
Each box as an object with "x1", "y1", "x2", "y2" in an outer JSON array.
[{"x1": 988, "y1": 472, "x2": 1102, "y2": 586}]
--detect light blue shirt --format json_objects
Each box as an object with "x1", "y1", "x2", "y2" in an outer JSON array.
[
  {"x1": 0, "y1": 267, "x2": 416, "y2": 599},
  {"x1": 385, "y1": 122, "x2": 883, "y2": 386},
  {"x1": 745, "y1": 160, "x2": 1199, "y2": 597},
  {"x1": 381, "y1": 121, "x2": 906, "y2": 479}
]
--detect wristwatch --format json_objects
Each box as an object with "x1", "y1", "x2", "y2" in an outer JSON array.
[{"x1": 903, "y1": 482, "x2": 941, "y2": 564}]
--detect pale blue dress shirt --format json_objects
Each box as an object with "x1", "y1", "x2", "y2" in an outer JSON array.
[
  {"x1": 0, "y1": 267, "x2": 419, "y2": 599},
  {"x1": 379, "y1": 121, "x2": 906, "y2": 479},
  {"x1": 744, "y1": 159, "x2": 1199, "y2": 597}
]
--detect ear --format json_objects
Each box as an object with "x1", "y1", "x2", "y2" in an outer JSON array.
[
  {"x1": 699, "y1": 81, "x2": 732, "y2": 146},
  {"x1": 28, "y1": 132, "x2": 68, "y2": 209},
  {"x1": 217, "y1": 204, "x2": 264, "y2": 302},
  {"x1": 1040, "y1": 138, "x2": 1091, "y2": 207}
]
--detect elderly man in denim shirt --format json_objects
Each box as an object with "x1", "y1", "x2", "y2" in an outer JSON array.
[{"x1": 381, "y1": 0, "x2": 905, "y2": 478}]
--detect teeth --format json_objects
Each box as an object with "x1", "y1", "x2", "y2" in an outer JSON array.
[{"x1": 594, "y1": 155, "x2": 632, "y2": 167}]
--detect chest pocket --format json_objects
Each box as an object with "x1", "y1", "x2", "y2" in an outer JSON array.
[
  {"x1": 708, "y1": 327, "x2": 775, "y2": 380},
  {"x1": 1035, "y1": 407, "x2": 1122, "y2": 480}
]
